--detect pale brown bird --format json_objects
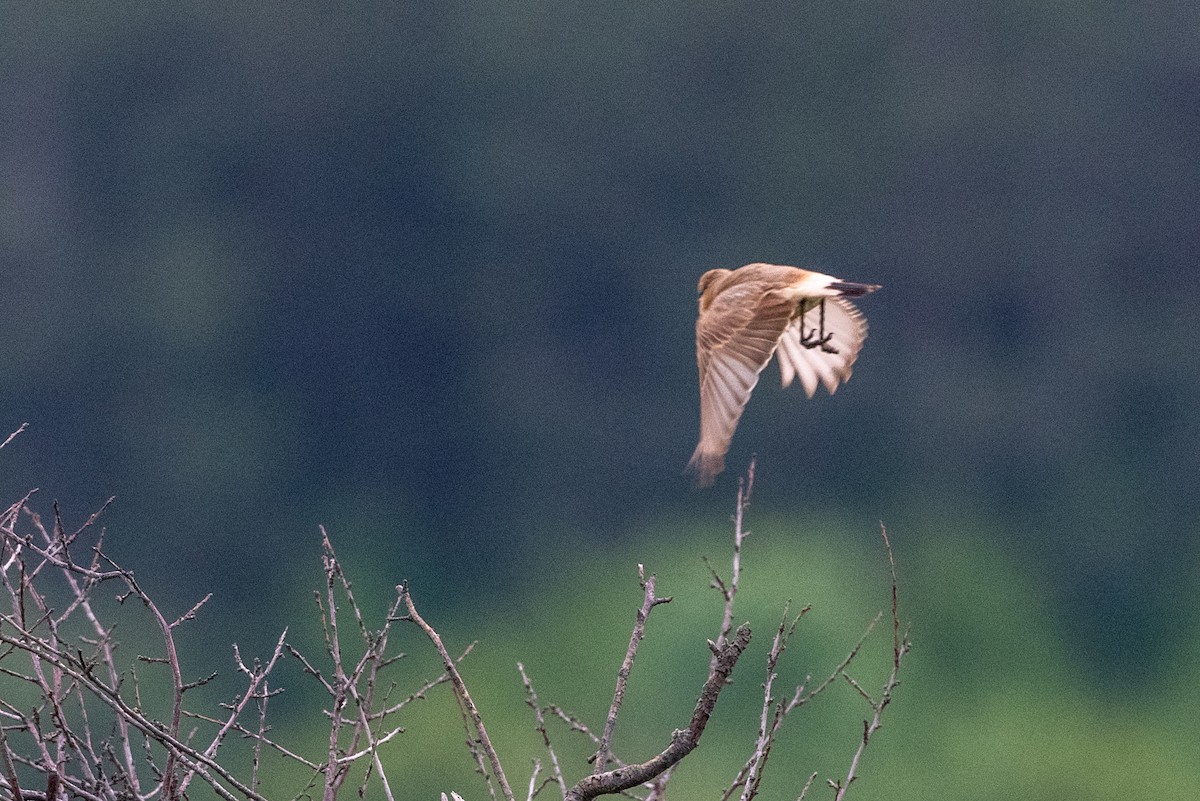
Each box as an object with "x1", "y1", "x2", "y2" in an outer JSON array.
[{"x1": 687, "y1": 263, "x2": 880, "y2": 487}]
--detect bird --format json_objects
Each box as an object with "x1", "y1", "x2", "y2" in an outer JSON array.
[{"x1": 687, "y1": 263, "x2": 880, "y2": 487}]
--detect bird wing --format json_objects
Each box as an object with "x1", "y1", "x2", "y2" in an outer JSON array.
[
  {"x1": 774, "y1": 297, "x2": 869, "y2": 398},
  {"x1": 689, "y1": 283, "x2": 795, "y2": 485}
]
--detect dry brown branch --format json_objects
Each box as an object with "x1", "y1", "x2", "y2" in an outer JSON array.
[{"x1": 523, "y1": 461, "x2": 907, "y2": 801}]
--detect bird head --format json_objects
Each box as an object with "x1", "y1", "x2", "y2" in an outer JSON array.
[{"x1": 696, "y1": 269, "x2": 730, "y2": 311}]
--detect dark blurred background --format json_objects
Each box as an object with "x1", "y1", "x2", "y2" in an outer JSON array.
[{"x1": 4, "y1": 3, "x2": 1199, "y2": 799}]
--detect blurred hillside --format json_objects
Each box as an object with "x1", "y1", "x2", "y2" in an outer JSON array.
[{"x1": 2, "y1": 0, "x2": 1198, "y2": 744}]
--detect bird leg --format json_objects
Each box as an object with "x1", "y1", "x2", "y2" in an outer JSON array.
[{"x1": 800, "y1": 298, "x2": 839, "y2": 353}]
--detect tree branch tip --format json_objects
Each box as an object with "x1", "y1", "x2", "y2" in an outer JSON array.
[
  {"x1": 1, "y1": 457, "x2": 903, "y2": 801},
  {"x1": 181, "y1": 671, "x2": 219, "y2": 692}
]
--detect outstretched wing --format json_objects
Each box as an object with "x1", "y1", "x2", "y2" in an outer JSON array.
[
  {"x1": 688, "y1": 283, "x2": 795, "y2": 486},
  {"x1": 775, "y1": 297, "x2": 869, "y2": 397}
]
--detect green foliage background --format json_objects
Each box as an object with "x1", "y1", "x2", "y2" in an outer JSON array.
[{"x1": 3, "y1": 2, "x2": 1199, "y2": 798}]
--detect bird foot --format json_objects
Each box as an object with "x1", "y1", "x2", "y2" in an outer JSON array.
[
  {"x1": 800, "y1": 330, "x2": 839, "y2": 353},
  {"x1": 799, "y1": 298, "x2": 839, "y2": 353}
]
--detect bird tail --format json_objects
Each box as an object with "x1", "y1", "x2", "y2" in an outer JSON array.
[
  {"x1": 827, "y1": 281, "x2": 882, "y2": 298},
  {"x1": 685, "y1": 446, "x2": 725, "y2": 488}
]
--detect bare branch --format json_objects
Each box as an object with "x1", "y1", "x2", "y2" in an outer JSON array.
[
  {"x1": 525, "y1": 759, "x2": 542, "y2": 801},
  {"x1": 708, "y1": 457, "x2": 754, "y2": 672},
  {"x1": 1, "y1": 423, "x2": 28, "y2": 451},
  {"x1": 832, "y1": 524, "x2": 910, "y2": 801},
  {"x1": 735, "y1": 603, "x2": 805, "y2": 801},
  {"x1": 518, "y1": 662, "x2": 567, "y2": 799},
  {"x1": 593, "y1": 566, "x2": 672, "y2": 774},
  {"x1": 401, "y1": 583, "x2": 516, "y2": 801},
  {"x1": 183, "y1": 709, "x2": 321, "y2": 770},
  {"x1": 795, "y1": 770, "x2": 818, "y2": 800},
  {"x1": 1, "y1": 456, "x2": 905, "y2": 801},
  {"x1": 546, "y1": 707, "x2": 602, "y2": 747},
  {"x1": 565, "y1": 625, "x2": 752, "y2": 801},
  {"x1": 172, "y1": 593, "x2": 214, "y2": 629},
  {"x1": 177, "y1": 630, "x2": 289, "y2": 796},
  {"x1": 0, "y1": 722, "x2": 24, "y2": 801}
]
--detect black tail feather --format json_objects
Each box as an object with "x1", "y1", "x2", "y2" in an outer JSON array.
[{"x1": 827, "y1": 281, "x2": 881, "y2": 297}]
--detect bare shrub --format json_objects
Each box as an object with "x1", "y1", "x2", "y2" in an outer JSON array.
[{"x1": 1, "y1": 424, "x2": 908, "y2": 801}]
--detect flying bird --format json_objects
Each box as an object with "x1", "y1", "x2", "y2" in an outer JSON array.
[{"x1": 687, "y1": 263, "x2": 880, "y2": 487}]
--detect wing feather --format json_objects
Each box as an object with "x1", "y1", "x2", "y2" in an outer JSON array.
[
  {"x1": 774, "y1": 297, "x2": 869, "y2": 397},
  {"x1": 689, "y1": 283, "x2": 794, "y2": 485}
]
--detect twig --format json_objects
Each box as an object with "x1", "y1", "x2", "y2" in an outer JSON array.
[
  {"x1": 546, "y1": 707, "x2": 601, "y2": 746},
  {"x1": 831, "y1": 524, "x2": 910, "y2": 801},
  {"x1": 400, "y1": 584, "x2": 516, "y2": 801},
  {"x1": 252, "y1": 677, "x2": 269, "y2": 793},
  {"x1": 795, "y1": 770, "x2": 817, "y2": 800},
  {"x1": 375, "y1": 663, "x2": 458, "y2": 718},
  {"x1": 593, "y1": 565, "x2": 672, "y2": 774},
  {"x1": 526, "y1": 759, "x2": 542, "y2": 801},
  {"x1": 565, "y1": 625, "x2": 752, "y2": 801},
  {"x1": 0, "y1": 722, "x2": 24, "y2": 801},
  {"x1": 320, "y1": 532, "x2": 350, "y2": 801},
  {"x1": 1, "y1": 423, "x2": 27, "y2": 451},
  {"x1": 518, "y1": 663, "x2": 567, "y2": 798},
  {"x1": 181, "y1": 710, "x2": 319, "y2": 769},
  {"x1": 707, "y1": 458, "x2": 754, "y2": 672},
  {"x1": 177, "y1": 630, "x2": 289, "y2": 796},
  {"x1": 737, "y1": 603, "x2": 805, "y2": 801},
  {"x1": 795, "y1": 612, "x2": 881, "y2": 715}
]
